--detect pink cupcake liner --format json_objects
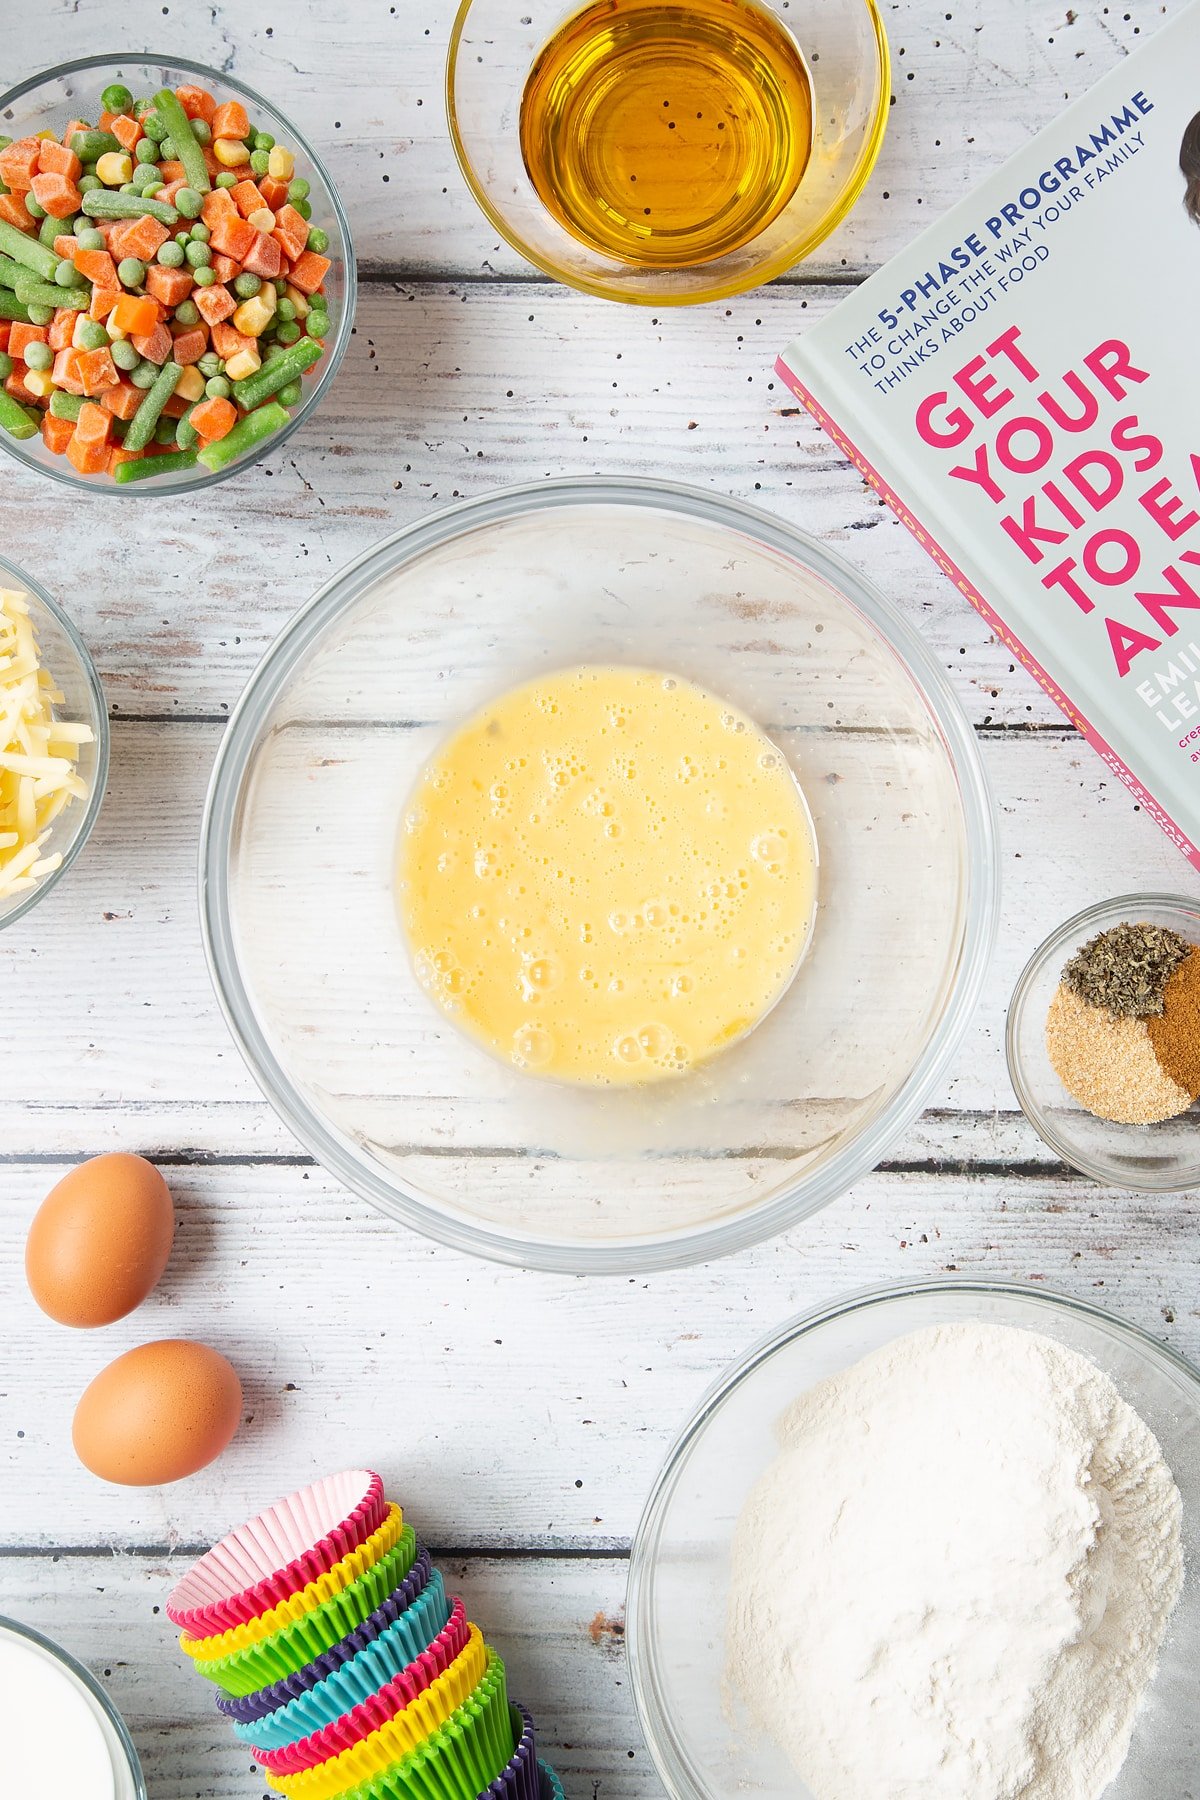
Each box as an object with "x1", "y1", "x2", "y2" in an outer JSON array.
[
  {"x1": 168, "y1": 1470, "x2": 387, "y2": 1635},
  {"x1": 252, "y1": 1600, "x2": 471, "y2": 1774}
]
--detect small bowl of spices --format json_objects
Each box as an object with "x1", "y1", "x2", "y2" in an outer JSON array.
[{"x1": 1007, "y1": 894, "x2": 1200, "y2": 1191}]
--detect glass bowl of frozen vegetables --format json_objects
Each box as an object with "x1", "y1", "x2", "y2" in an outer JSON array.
[{"x1": 0, "y1": 55, "x2": 354, "y2": 492}]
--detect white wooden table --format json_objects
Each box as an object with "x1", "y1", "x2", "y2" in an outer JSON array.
[{"x1": 1, "y1": 3, "x2": 1197, "y2": 1795}]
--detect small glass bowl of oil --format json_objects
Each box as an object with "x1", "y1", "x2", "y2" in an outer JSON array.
[{"x1": 446, "y1": 0, "x2": 889, "y2": 305}]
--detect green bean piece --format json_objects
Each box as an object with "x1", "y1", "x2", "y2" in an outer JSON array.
[
  {"x1": 110, "y1": 337, "x2": 140, "y2": 371},
  {"x1": 101, "y1": 83, "x2": 134, "y2": 114},
  {"x1": 80, "y1": 190, "x2": 179, "y2": 225},
  {"x1": 70, "y1": 129, "x2": 122, "y2": 163},
  {"x1": 124, "y1": 359, "x2": 182, "y2": 451},
  {"x1": 113, "y1": 447, "x2": 199, "y2": 483},
  {"x1": 196, "y1": 399, "x2": 289, "y2": 472},
  {"x1": 49, "y1": 389, "x2": 86, "y2": 420},
  {"x1": 0, "y1": 388, "x2": 39, "y2": 439},
  {"x1": 176, "y1": 406, "x2": 199, "y2": 450},
  {"x1": 23, "y1": 341, "x2": 53, "y2": 373},
  {"x1": 151, "y1": 90, "x2": 212, "y2": 195},
  {"x1": 0, "y1": 351, "x2": 11, "y2": 380},
  {"x1": 229, "y1": 338, "x2": 320, "y2": 412},
  {"x1": 12, "y1": 272, "x2": 88, "y2": 311}
]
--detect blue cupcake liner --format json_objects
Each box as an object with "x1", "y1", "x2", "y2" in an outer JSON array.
[
  {"x1": 538, "y1": 1763, "x2": 564, "y2": 1800},
  {"x1": 231, "y1": 1572, "x2": 454, "y2": 1751},
  {"x1": 218, "y1": 1550, "x2": 438, "y2": 1726}
]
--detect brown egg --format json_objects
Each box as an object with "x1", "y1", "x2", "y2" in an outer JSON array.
[
  {"x1": 25, "y1": 1153, "x2": 174, "y2": 1327},
  {"x1": 73, "y1": 1340, "x2": 242, "y2": 1486}
]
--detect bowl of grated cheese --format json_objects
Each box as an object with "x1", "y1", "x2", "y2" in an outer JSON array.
[{"x1": 0, "y1": 558, "x2": 108, "y2": 930}]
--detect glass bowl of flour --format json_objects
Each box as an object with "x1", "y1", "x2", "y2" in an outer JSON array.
[{"x1": 628, "y1": 1278, "x2": 1200, "y2": 1800}]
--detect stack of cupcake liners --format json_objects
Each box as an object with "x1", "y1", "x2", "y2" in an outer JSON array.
[{"x1": 168, "y1": 1470, "x2": 563, "y2": 1800}]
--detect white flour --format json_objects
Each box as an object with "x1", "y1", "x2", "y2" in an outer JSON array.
[{"x1": 726, "y1": 1323, "x2": 1183, "y2": 1800}]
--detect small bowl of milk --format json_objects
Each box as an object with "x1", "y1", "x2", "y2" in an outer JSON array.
[{"x1": 0, "y1": 1615, "x2": 145, "y2": 1800}]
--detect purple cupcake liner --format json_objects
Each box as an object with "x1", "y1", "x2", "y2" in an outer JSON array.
[
  {"x1": 483, "y1": 1706, "x2": 540, "y2": 1800},
  {"x1": 217, "y1": 1548, "x2": 435, "y2": 1725}
]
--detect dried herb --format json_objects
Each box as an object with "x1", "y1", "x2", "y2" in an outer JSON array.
[{"x1": 1061, "y1": 922, "x2": 1190, "y2": 1019}]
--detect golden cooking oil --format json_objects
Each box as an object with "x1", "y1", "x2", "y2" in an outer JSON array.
[{"x1": 519, "y1": 0, "x2": 814, "y2": 270}]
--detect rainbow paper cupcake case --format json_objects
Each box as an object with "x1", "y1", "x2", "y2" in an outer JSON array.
[{"x1": 169, "y1": 1471, "x2": 564, "y2": 1800}]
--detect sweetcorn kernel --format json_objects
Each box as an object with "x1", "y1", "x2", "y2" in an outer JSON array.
[
  {"x1": 95, "y1": 151, "x2": 133, "y2": 186},
  {"x1": 267, "y1": 146, "x2": 295, "y2": 181},
  {"x1": 213, "y1": 137, "x2": 248, "y2": 168},
  {"x1": 247, "y1": 207, "x2": 275, "y2": 234},
  {"x1": 283, "y1": 282, "x2": 310, "y2": 318},
  {"x1": 23, "y1": 369, "x2": 55, "y2": 398},
  {"x1": 232, "y1": 293, "x2": 276, "y2": 338},
  {"x1": 173, "y1": 365, "x2": 206, "y2": 401},
  {"x1": 223, "y1": 346, "x2": 261, "y2": 381}
]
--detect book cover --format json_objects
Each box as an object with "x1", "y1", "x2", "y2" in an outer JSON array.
[{"x1": 777, "y1": 1, "x2": 1200, "y2": 869}]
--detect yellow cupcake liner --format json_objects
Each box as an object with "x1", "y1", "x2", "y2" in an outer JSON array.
[
  {"x1": 182, "y1": 1506, "x2": 405, "y2": 1661},
  {"x1": 189, "y1": 1529, "x2": 418, "y2": 1697},
  {"x1": 266, "y1": 1626, "x2": 491, "y2": 1800}
]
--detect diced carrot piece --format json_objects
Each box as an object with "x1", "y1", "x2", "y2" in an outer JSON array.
[
  {"x1": 160, "y1": 180, "x2": 193, "y2": 207},
  {"x1": 30, "y1": 172, "x2": 81, "y2": 220},
  {"x1": 98, "y1": 109, "x2": 117, "y2": 131},
  {"x1": 38, "y1": 139, "x2": 82, "y2": 181},
  {"x1": 258, "y1": 176, "x2": 289, "y2": 210},
  {"x1": 201, "y1": 187, "x2": 238, "y2": 229},
  {"x1": 271, "y1": 205, "x2": 309, "y2": 262},
  {"x1": 65, "y1": 431, "x2": 109, "y2": 475},
  {"x1": 75, "y1": 346, "x2": 119, "y2": 394},
  {"x1": 193, "y1": 282, "x2": 236, "y2": 326},
  {"x1": 111, "y1": 293, "x2": 160, "y2": 337},
  {"x1": 109, "y1": 215, "x2": 170, "y2": 263},
  {"x1": 73, "y1": 247, "x2": 119, "y2": 287},
  {"x1": 5, "y1": 370, "x2": 33, "y2": 405},
  {"x1": 101, "y1": 379, "x2": 144, "y2": 421},
  {"x1": 210, "y1": 252, "x2": 241, "y2": 282},
  {"x1": 89, "y1": 285, "x2": 121, "y2": 321},
  {"x1": 175, "y1": 85, "x2": 217, "y2": 124},
  {"x1": 144, "y1": 263, "x2": 195, "y2": 308},
  {"x1": 0, "y1": 137, "x2": 41, "y2": 191},
  {"x1": 287, "y1": 250, "x2": 331, "y2": 295},
  {"x1": 0, "y1": 194, "x2": 36, "y2": 232},
  {"x1": 110, "y1": 114, "x2": 143, "y2": 153},
  {"x1": 211, "y1": 322, "x2": 255, "y2": 360},
  {"x1": 41, "y1": 411, "x2": 76, "y2": 454},
  {"x1": 209, "y1": 213, "x2": 257, "y2": 261},
  {"x1": 9, "y1": 322, "x2": 49, "y2": 360},
  {"x1": 107, "y1": 444, "x2": 144, "y2": 475},
  {"x1": 211, "y1": 100, "x2": 250, "y2": 142},
  {"x1": 162, "y1": 393, "x2": 189, "y2": 419},
  {"x1": 48, "y1": 309, "x2": 77, "y2": 351},
  {"x1": 189, "y1": 395, "x2": 237, "y2": 442},
  {"x1": 242, "y1": 231, "x2": 282, "y2": 280},
  {"x1": 132, "y1": 320, "x2": 173, "y2": 365},
  {"x1": 51, "y1": 347, "x2": 84, "y2": 393},
  {"x1": 0, "y1": 322, "x2": 9, "y2": 351},
  {"x1": 157, "y1": 161, "x2": 187, "y2": 185},
  {"x1": 61, "y1": 120, "x2": 91, "y2": 147},
  {"x1": 53, "y1": 234, "x2": 78, "y2": 259},
  {"x1": 74, "y1": 400, "x2": 112, "y2": 445},
  {"x1": 231, "y1": 180, "x2": 265, "y2": 218},
  {"x1": 170, "y1": 326, "x2": 208, "y2": 365}
]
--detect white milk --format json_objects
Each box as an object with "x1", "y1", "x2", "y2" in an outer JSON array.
[{"x1": 0, "y1": 1620, "x2": 142, "y2": 1800}]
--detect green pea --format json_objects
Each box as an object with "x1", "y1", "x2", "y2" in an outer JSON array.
[
  {"x1": 77, "y1": 320, "x2": 109, "y2": 351},
  {"x1": 295, "y1": 199, "x2": 312, "y2": 222},
  {"x1": 276, "y1": 379, "x2": 303, "y2": 406},
  {"x1": 253, "y1": 131, "x2": 275, "y2": 151},
  {"x1": 215, "y1": 171, "x2": 237, "y2": 189},
  {"x1": 307, "y1": 312, "x2": 329, "y2": 341},
  {"x1": 153, "y1": 240, "x2": 183, "y2": 269},
  {"x1": 117, "y1": 257, "x2": 146, "y2": 288},
  {"x1": 175, "y1": 187, "x2": 203, "y2": 220},
  {"x1": 141, "y1": 111, "x2": 168, "y2": 142},
  {"x1": 190, "y1": 118, "x2": 212, "y2": 146},
  {"x1": 275, "y1": 297, "x2": 296, "y2": 322},
  {"x1": 133, "y1": 98, "x2": 154, "y2": 119},
  {"x1": 306, "y1": 226, "x2": 329, "y2": 254},
  {"x1": 24, "y1": 193, "x2": 46, "y2": 220},
  {"x1": 132, "y1": 161, "x2": 160, "y2": 190},
  {"x1": 159, "y1": 136, "x2": 177, "y2": 161},
  {"x1": 175, "y1": 230, "x2": 191, "y2": 246},
  {"x1": 55, "y1": 259, "x2": 85, "y2": 288},
  {"x1": 135, "y1": 136, "x2": 159, "y2": 165},
  {"x1": 77, "y1": 173, "x2": 102, "y2": 194},
  {"x1": 190, "y1": 221, "x2": 210, "y2": 242},
  {"x1": 287, "y1": 178, "x2": 310, "y2": 204},
  {"x1": 155, "y1": 413, "x2": 177, "y2": 445},
  {"x1": 197, "y1": 351, "x2": 222, "y2": 377},
  {"x1": 275, "y1": 320, "x2": 301, "y2": 346},
  {"x1": 75, "y1": 227, "x2": 106, "y2": 251},
  {"x1": 233, "y1": 272, "x2": 261, "y2": 299},
  {"x1": 130, "y1": 358, "x2": 159, "y2": 388},
  {"x1": 25, "y1": 303, "x2": 53, "y2": 326},
  {"x1": 204, "y1": 375, "x2": 230, "y2": 399},
  {"x1": 173, "y1": 299, "x2": 200, "y2": 326},
  {"x1": 0, "y1": 351, "x2": 11, "y2": 380},
  {"x1": 24, "y1": 340, "x2": 52, "y2": 372},
  {"x1": 0, "y1": 136, "x2": 12, "y2": 153},
  {"x1": 193, "y1": 266, "x2": 216, "y2": 287},
  {"x1": 101, "y1": 83, "x2": 134, "y2": 114},
  {"x1": 249, "y1": 150, "x2": 270, "y2": 177},
  {"x1": 111, "y1": 337, "x2": 140, "y2": 370},
  {"x1": 184, "y1": 241, "x2": 211, "y2": 268}
]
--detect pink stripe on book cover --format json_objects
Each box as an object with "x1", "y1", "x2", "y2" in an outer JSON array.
[{"x1": 775, "y1": 354, "x2": 1200, "y2": 874}]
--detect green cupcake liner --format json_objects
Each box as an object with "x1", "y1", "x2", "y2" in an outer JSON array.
[
  {"x1": 339, "y1": 1651, "x2": 513, "y2": 1800},
  {"x1": 195, "y1": 1528, "x2": 418, "y2": 1697}
]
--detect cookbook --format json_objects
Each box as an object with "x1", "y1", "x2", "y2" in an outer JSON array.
[{"x1": 778, "y1": 1, "x2": 1200, "y2": 868}]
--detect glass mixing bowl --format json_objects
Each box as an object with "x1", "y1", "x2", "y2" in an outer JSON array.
[
  {"x1": 1007, "y1": 893, "x2": 1200, "y2": 1192},
  {"x1": 446, "y1": 0, "x2": 889, "y2": 305},
  {"x1": 0, "y1": 55, "x2": 354, "y2": 495},
  {"x1": 200, "y1": 479, "x2": 997, "y2": 1272},
  {"x1": 0, "y1": 1615, "x2": 147, "y2": 1800},
  {"x1": 0, "y1": 555, "x2": 108, "y2": 932},
  {"x1": 628, "y1": 1278, "x2": 1200, "y2": 1800}
]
